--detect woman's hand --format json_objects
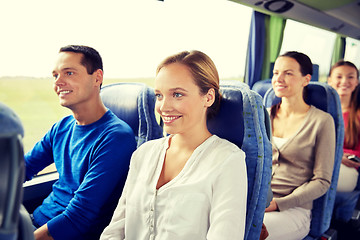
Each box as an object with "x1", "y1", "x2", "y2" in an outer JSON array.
[
  {"x1": 265, "y1": 200, "x2": 278, "y2": 212},
  {"x1": 342, "y1": 153, "x2": 360, "y2": 169}
]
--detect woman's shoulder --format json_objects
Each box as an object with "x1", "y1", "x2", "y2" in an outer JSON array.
[
  {"x1": 210, "y1": 135, "x2": 245, "y2": 156},
  {"x1": 136, "y1": 136, "x2": 167, "y2": 150},
  {"x1": 309, "y1": 105, "x2": 333, "y2": 121},
  {"x1": 206, "y1": 136, "x2": 246, "y2": 173},
  {"x1": 308, "y1": 106, "x2": 335, "y2": 130},
  {"x1": 129, "y1": 137, "x2": 167, "y2": 167}
]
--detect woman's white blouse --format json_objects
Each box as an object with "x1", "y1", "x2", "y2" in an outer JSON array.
[{"x1": 100, "y1": 135, "x2": 247, "y2": 240}]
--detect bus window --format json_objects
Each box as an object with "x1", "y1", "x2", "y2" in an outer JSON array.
[
  {"x1": 345, "y1": 38, "x2": 360, "y2": 69},
  {"x1": 0, "y1": 0, "x2": 252, "y2": 175},
  {"x1": 280, "y1": 19, "x2": 337, "y2": 82},
  {"x1": 153, "y1": 0, "x2": 252, "y2": 80}
]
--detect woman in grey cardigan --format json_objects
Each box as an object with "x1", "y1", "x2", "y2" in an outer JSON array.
[{"x1": 263, "y1": 51, "x2": 336, "y2": 240}]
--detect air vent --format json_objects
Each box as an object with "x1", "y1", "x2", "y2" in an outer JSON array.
[{"x1": 264, "y1": 0, "x2": 294, "y2": 13}]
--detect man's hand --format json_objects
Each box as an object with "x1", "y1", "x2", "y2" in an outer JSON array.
[
  {"x1": 34, "y1": 224, "x2": 54, "y2": 240},
  {"x1": 265, "y1": 200, "x2": 278, "y2": 212}
]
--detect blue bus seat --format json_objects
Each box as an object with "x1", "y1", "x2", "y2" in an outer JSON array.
[
  {"x1": 334, "y1": 190, "x2": 360, "y2": 223},
  {"x1": 22, "y1": 83, "x2": 164, "y2": 239},
  {"x1": 100, "y1": 82, "x2": 163, "y2": 147},
  {"x1": 332, "y1": 86, "x2": 360, "y2": 224},
  {"x1": 312, "y1": 64, "x2": 319, "y2": 82},
  {"x1": 208, "y1": 80, "x2": 272, "y2": 240},
  {"x1": 251, "y1": 79, "x2": 272, "y2": 98},
  {"x1": 0, "y1": 102, "x2": 34, "y2": 240},
  {"x1": 263, "y1": 82, "x2": 344, "y2": 239}
]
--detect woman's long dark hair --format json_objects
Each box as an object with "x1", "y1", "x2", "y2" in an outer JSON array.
[
  {"x1": 270, "y1": 51, "x2": 313, "y2": 119},
  {"x1": 329, "y1": 60, "x2": 360, "y2": 149}
]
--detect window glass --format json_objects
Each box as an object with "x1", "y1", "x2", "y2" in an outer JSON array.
[
  {"x1": 280, "y1": 19, "x2": 337, "y2": 81},
  {"x1": 345, "y1": 38, "x2": 360, "y2": 69},
  {"x1": 0, "y1": 0, "x2": 252, "y2": 172}
]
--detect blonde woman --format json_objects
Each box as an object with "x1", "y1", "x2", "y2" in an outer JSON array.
[{"x1": 101, "y1": 50, "x2": 247, "y2": 240}]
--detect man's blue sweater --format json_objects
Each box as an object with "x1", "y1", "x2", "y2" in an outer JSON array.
[{"x1": 25, "y1": 110, "x2": 136, "y2": 239}]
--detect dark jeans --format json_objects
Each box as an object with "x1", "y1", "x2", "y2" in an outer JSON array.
[{"x1": 30, "y1": 214, "x2": 41, "y2": 230}]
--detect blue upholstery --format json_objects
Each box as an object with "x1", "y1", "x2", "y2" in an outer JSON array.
[
  {"x1": 312, "y1": 64, "x2": 319, "y2": 82},
  {"x1": 263, "y1": 82, "x2": 344, "y2": 239},
  {"x1": 208, "y1": 80, "x2": 272, "y2": 240},
  {"x1": 100, "y1": 82, "x2": 163, "y2": 147},
  {"x1": 0, "y1": 102, "x2": 24, "y2": 138},
  {"x1": 251, "y1": 79, "x2": 272, "y2": 98},
  {"x1": 335, "y1": 170, "x2": 360, "y2": 223},
  {"x1": 17, "y1": 205, "x2": 34, "y2": 240},
  {"x1": 333, "y1": 86, "x2": 360, "y2": 223},
  {"x1": 0, "y1": 136, "x2": 23, "y2": 240},
  {"x1": 0, "y1": 102, "x2": 34, "y2": 240},
  {"x1": 333, "y1": 190, "x2": 360, "y2": 222}
]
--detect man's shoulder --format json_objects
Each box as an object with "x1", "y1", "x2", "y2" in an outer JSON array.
[
  {"x1": 102, "y1": 110, "x2": 134, "y2": 136},
  {"x1": 95, "y1": 111, "x2": 137, "y2": 151},
  {"x1": 52, "y1": 115, "x2": 76, "y2": 131}
]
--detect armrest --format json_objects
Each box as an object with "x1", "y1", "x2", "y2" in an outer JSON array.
[{"x1": 23, "y1": 172, "x2": 59, "y2": 213}]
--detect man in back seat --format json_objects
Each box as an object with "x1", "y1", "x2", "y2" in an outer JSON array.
[{"x1": 25, "y1": 45, "x2": 136, "y2": 240}]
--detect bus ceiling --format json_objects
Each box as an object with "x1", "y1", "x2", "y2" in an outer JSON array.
[{"x1": 230, "y1": 0, "x2": 360, "y2": 40}]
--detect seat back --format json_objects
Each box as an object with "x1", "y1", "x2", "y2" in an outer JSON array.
[
  {"x1": 208, "y1": 80, "x2": 272, "y2": 240},
  {"x1": 263, "y1": 82, "x2": 344, "y2": 239},
  {"x1": 0, "y1": 135, "x2": 24, "y2": 240},
  {"x1": 251, "y1": 79, "x2": 272, "y2": 98},
  {"x1": 100, "y1": 82, "x2": 163, "y2": 147},
  {"x1": 0, "y1": 102, "x2": 34, "y2": 240},
  {"x1": 333, "y1": 85, "x2": 360, "y2": 223}
]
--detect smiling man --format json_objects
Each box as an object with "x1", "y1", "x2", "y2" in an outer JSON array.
[{"x1": 24, "y1": 45, "x2": 136, "y2": 240}]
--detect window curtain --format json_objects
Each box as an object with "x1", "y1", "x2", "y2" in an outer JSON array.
[
  {"x1": 245, "y1": 11, "x2": 265, "y2": 88},
  {"x1": 245, "y1": 11, "x2": 286, "y2": 88},
  {"x1": 331, "y1": 34, "x2": 346, "y2": 67},
  {"x1": 261, "y1": 15, "x2": 286, "y2": 80}
]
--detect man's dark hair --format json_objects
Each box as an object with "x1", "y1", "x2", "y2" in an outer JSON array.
[{"x1": 59, "y1": 45, "x2": 103, "y2": 74}]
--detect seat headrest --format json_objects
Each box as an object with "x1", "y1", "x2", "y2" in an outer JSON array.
[
  {"x1": 100, "y1": 82, "x2": 163, "y2": 147},
  {"x1": 0, "y1": 135, "x2": 24, "y2": 238},
  {"x1": 304, "y1": 84, "x2": 328, "y2": 112},
  {"x1": 101, "y1": 83, "x2": 143, "y2": 134},
  {"x1": 264, "y1": 82, "x2": 328, "y2": 112},
  {"x1": 207, "y1": 85, "x2": 244, "y2": 147},
  {"x1": 251, "y1": 79, "x2": 272, "y2": 98},
  {"x1": 0, "y1": 102, "x2": 24, "y2": 137},
  {"x1": 355, "y1": 85, "x2": 360, "y2": 104}
]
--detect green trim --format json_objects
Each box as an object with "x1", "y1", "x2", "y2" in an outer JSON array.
[
  {"x1": 331, "y1": 34, "x2": 346, "y2": 67},
  {"x1": 261, "y1": 16, "x2": 286, "y2": 80}
]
